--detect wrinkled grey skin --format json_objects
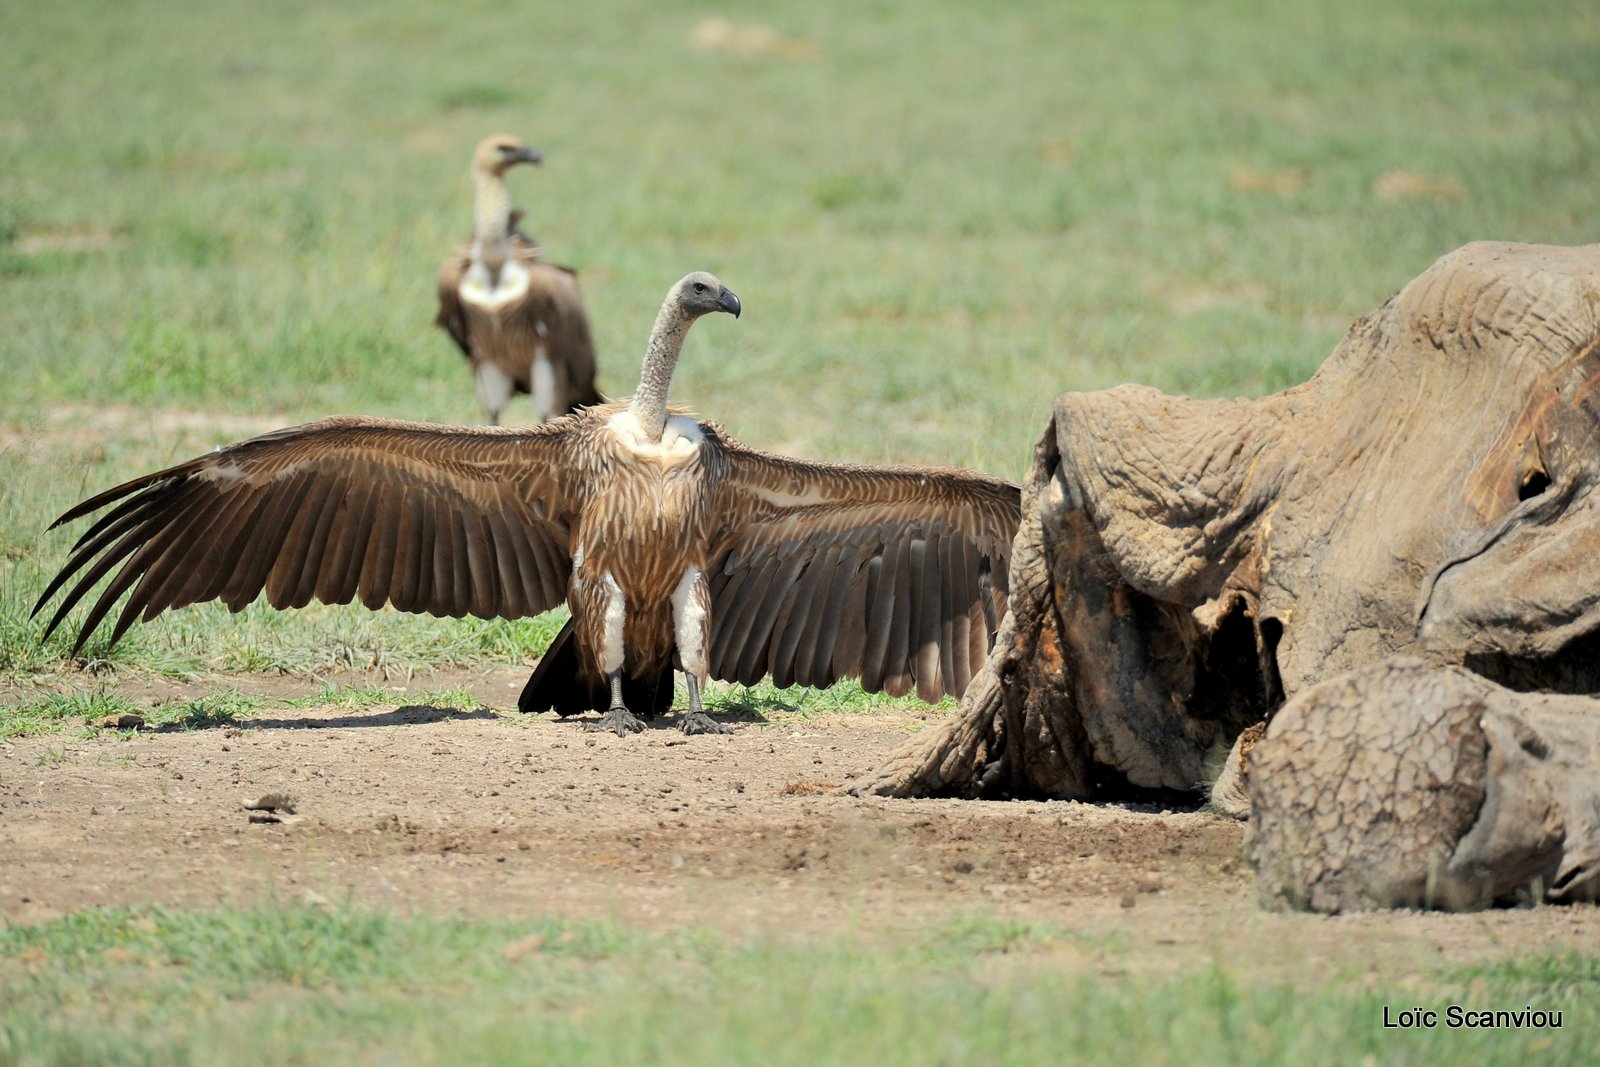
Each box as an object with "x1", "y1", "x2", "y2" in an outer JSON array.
[
  {"x1": 1247, "y1": 657, "x2": 1600, "y2": 912},
  {"x1": 857, "y1": 241, "x2": 1600, "y2": 802}
]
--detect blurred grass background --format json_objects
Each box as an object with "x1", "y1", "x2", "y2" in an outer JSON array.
[{"x1": 2, "y1": 0, "x2": 1597, "y2": 672}]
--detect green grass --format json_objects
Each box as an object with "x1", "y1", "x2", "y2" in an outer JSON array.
[
  {"x1": 2, "y1": 0, "x2": 1597, "y2": 677},
  {"x1": 282, "y1": 681, "x2": 479, "y2": 712},
  {"x1": 0, "y1": 690, "x2": 140, "y2": 740},
  {"x1": 707, "y1": 676, "x2": 954, "y2": 725},
  {"x1": 0, "y1": 904, "x2": 1592, "y2": 1066}
]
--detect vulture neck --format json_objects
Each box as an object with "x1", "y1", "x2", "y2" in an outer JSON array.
[
  {"x1": 470, "y1": 170, "x2": 513, "y2": 281},
  {"x1": 629, "y1": 301, "x2": 695, "y2": 442}
]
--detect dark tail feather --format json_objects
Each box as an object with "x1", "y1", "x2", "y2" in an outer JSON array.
[
  {"x1": 564, "y1": 381, "x2": 605, "y2": 416},
  {"x1": 518, "y1": 618, "x2": 675, "y2": 718}
]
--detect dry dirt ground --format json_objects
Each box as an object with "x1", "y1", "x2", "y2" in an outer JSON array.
[{"x1": 2, "y1": 666, "x2": 1595, "y2": 982}]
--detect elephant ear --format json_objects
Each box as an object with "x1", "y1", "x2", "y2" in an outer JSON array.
[{"x1": 1048, "y1": 383, "x2": 1288, "y2": 606}]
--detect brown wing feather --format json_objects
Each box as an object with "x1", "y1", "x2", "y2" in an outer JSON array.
[
  {"x1": 706, "y1": 430, "x2": 1020, "y2": 702},
  {"x1": 33, "y1": 416, "x2": 578, "y2": 653},
  {"x1": 435, "y1": 255, "x2": 474, "y2": 359},
  {"x1": 510, "y1": 258, "x2": 603, "y2": 411}
]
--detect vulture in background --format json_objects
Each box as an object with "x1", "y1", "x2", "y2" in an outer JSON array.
[
  {"x1": 435, "y1": 134, "x2": 602, "y2": 424},
  {"x1": 36, "y1": 273, "x2": 1020, "y2": 736}
]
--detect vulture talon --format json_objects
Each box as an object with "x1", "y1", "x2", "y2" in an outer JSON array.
[
  {"x1": 588, "y1": 706, "x2": 646, "y2": 737},
  {"x1": 679, "y1": 711, "x2": 733, "y2": 736}
]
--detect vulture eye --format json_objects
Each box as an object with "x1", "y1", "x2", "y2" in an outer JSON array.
[{"x1": 693, "y1": 282, "x2": 708, "y2": 293}]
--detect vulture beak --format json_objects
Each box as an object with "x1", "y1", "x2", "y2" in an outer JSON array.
[{"x1": 718, "y1": 286, "x2": 742, "y2": 318}]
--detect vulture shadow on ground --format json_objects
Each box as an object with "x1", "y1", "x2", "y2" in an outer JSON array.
[
  {"x1": 555, "y1": 706, "x2": 775, "y2": 732},
  {"x1": 198, "y1": 704, "x2": 499, "y2": 732}
]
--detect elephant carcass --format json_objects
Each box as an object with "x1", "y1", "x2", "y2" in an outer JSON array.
[
  {"x1": 1247, "y1": 657, "x2": 1600, "y2": 912},
  {"x1": 857, "y1": 241, "x2": 1600, "y2": 800}
]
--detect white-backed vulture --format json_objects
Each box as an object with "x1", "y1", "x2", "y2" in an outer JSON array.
[
  {"x1": 435, "y1": 134, "x2": 602, "y2": 424},
  {"x1": 35, "y1": 273, "x2": 1020, "y2": 736}
]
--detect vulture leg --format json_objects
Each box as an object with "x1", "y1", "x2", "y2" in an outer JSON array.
[
  {"x1": 475, "y1": 362, "x2": 515, "y2": 426},
  {"x1": 678, "y1": 672, "x2": 731, "y2": 736},
  {"x1": 589, "y1": 670, "x2": 646, "y2": 736},
  {"x1": 671, "y1": 565, "x2": 729, "y2": 734},
  {"x1": 531, "y1": 352, "x2": 556, "y2": 423}
]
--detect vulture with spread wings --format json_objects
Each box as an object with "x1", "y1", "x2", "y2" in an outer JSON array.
[{"x1": 36, "y1": 273, "x2": 1020, "y2": 735}]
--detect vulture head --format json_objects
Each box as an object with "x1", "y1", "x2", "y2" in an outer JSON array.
[
  {"x1": 473, "y1": 133, "x2": 542, "y2": 176},
  {"x1": 672, "y1": 271, "x2": 742, "y2": 320}
]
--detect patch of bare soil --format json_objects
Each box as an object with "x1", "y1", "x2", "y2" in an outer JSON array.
[
  {"x1": 0, "y1": 405, "x2": 289, "y2": 452},
  {"x1": 1, "y1": 667, "x2": 1593, "y2": 981}
]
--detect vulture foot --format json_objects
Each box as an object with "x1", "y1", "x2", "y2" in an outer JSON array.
[
  {"x1": 588, "y1": 706, "x2": 646, "y2": 737},
  {"x1": 679, "y1": 711, "x2": 733, "y2": 736}
]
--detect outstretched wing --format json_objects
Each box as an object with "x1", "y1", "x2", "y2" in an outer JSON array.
[
  {"x1": 34, "y1": 416, "x2": 578, "y2": 653},
  {"x1": 707, "y1": 432, "x2": 1020, "y2": 703}
]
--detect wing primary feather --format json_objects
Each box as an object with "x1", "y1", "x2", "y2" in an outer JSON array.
[
  {"x1": 728, "y1": 556, "x2": 788, "y2": 683},
  {"x1": 427, "y1": 495, "x2": 456, "y2": 615},
  {"x1": 501, "y1": 513, "x2": 547, "y2": 615},
  {"x1": 320, "y1": 477, "x2": 379, "y2": 606},
  {"x1": 947, "y1": 539, "x2": 973, "y2": 695},
  {"x1": 32, "y1": 492, "x2": 172, "y2": 619},
  {"x1": 800, "y1": 548, "x2": 855, "y2": 687},
  {"x1": 284, "y1": 479, "x2": 345, "y2": 610},
  {"x1": 224, "y1": 472, "x2": 314, "y2": 610},
  {"x1": 160, "y1": 489, "x2": 258, "y2": 613},
  {"x1": 858, "y1": 545, "x2": 895, "y2": 692},
  {"x1": 459, "y1": 510, "x2": 494, "y2": 618},
  {"x1": 880, "y1": 536, "x2": 917, "y2": 698},
  {"x1": 263, "y1": 473, "x2": 331, "y2": 610},
  {"x1": 735, "y1": 555, "x2": 805, "y2": 685},
  {"x1": 708, "y1": 562, "x2": 758, "y2": 672},
  {"x1": 40, "y1": 523, "x2": 152, "y2": 647},
  {"x1": 359, "y1": 485, "x2": 403, "y2": 610},
  {"x1": 117, "y1": 489, "x2": 250, "y2": 626},
  {"x1": 772, "y1": 543, "x2": 837, "y2": 687},
  {"x1": 48, "y1": 466, "x2": 193, "y2": 534},
  {"x1": 830, "y1": 555, "x2": 873, "y2": 685},
  {"x1": 396, "y1": 490, "x2": 428, "y2": 612},
  {"x1": 76, "y1": 513, "x2": 204, "y2": 652},
  {"x1": 978, "y1": 556, "x2": 1000, "y2": 637},
  {"x1": 73, "y1": 485, "x2": 240, "y2": 649},
  {"x1": 66, "y1": 482, "x2": 173, "y2": 554},
  {"x1": 916, "y1": 533, "x2": 944, "y2": 702}
]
